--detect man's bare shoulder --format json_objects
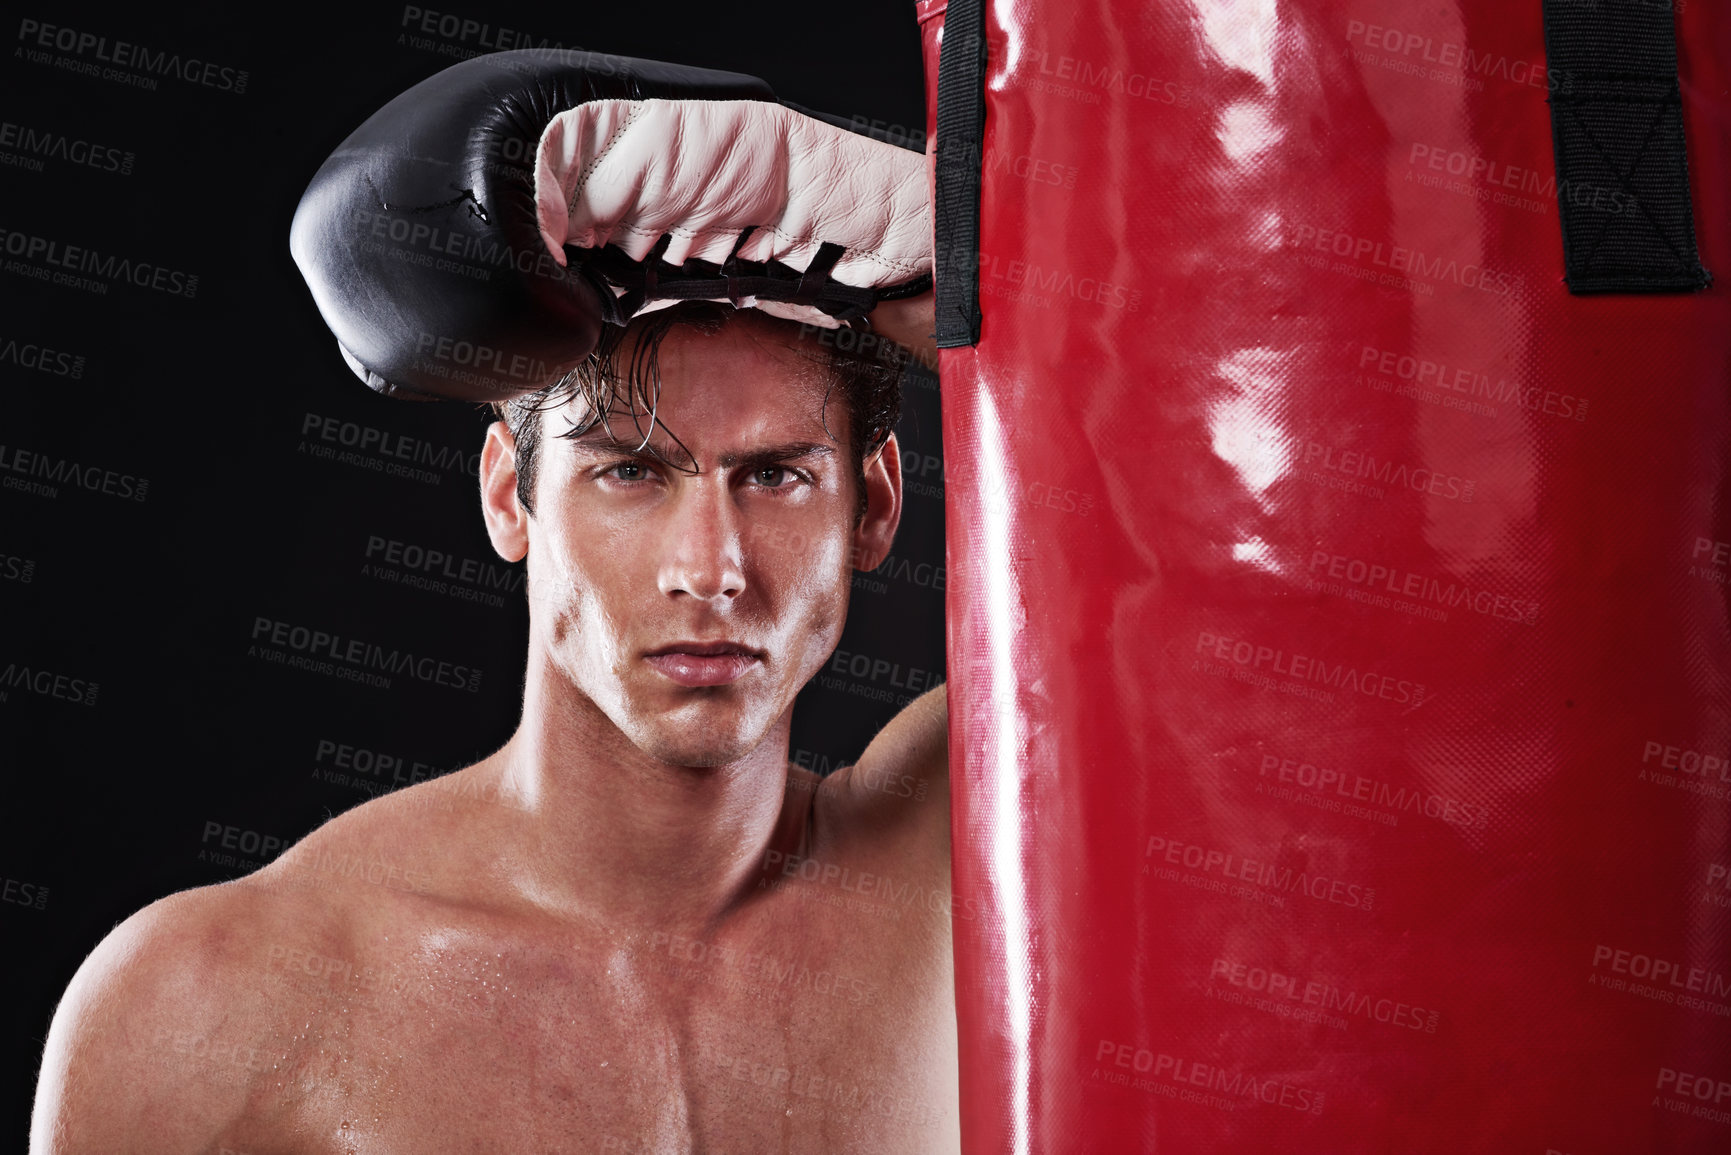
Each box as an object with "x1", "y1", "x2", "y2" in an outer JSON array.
[
  {"x1": 817, "y1": 682, "x2": 949, "y2": 848},
  {"x1": 31, "y1": 763, "x2": 518, "y2": 1153},
  {"x1": 30, "y1": 876, "x2": 309, "y2": 1153},
  {"x1": 261, "y1": 759, "x2": 522, "y2": 908}
]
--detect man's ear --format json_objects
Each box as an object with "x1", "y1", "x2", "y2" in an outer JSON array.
[
  {"x1": 480, "y1": 422, "x2": 529, "y2": 563},
  {"x1": 852, "y1": 430, "x2": 903, "y2": 573}
]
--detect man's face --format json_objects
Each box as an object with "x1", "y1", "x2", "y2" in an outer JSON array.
[{"x1": 484, "y1": 313, "x2": 900, "y2": 768}]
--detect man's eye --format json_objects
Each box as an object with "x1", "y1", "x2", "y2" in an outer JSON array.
[
  {"x1": 606, "y1": 461, "x2": 651, "y2": 482},
  {"x1": 752, "y1": 466, "x2": 798, "y2": 488}
]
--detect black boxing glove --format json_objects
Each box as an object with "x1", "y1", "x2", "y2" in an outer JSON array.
[{"x1": 289, "y1": 49, "x2": 932, "y2": 403}]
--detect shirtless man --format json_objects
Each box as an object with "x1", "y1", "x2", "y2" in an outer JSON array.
[
  {"x1": 30, "y1": 292, "x2": 954, "y2": 1153},
  {"x1": 31, "y1": 51, "x2": 956, "y2": 1154}
]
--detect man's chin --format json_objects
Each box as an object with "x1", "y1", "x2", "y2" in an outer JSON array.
[
  {"x1": 631, "y1": 730, "x2": 764, "y2": 769},
  {"x1": 621, "y1": 696, "x2": 778, "y2": 769}
]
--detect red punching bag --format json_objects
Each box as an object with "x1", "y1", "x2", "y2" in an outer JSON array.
[{"x1": 920, "y1": 0, "x2": 1730, "y2": 1150}]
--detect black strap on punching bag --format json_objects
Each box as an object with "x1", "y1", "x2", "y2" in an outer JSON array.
[
  {"x1": 933, "y1": 0, "x2": 987, "y2": 347},
  {"x1": 1541, "y1": 0, "x2": 1711, "y2": 293}
]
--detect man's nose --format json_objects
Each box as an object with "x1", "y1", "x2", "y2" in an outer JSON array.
[{"x1": 656, "y1": 478, "x2": 747, "y2": 601}]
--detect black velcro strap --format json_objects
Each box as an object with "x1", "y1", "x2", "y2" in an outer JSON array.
[
  {"x1": 722, "y1": 227, "x2": 757, "y2": 303},
  {"x1": 1541, "y1": 0, "x2": 1711, "y2": 293},
  {"x1": 933, "y1": 0, "x2": 987, "y2": 347},
  {"x1": 568, "y1": 242, "x2": 911, "y2": 326},
  {"x1": 796, "y1": 243, "x2": 846, "y2": 303}
]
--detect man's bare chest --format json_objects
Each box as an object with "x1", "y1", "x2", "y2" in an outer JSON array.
[{"x1": 219, "y1": 876, "x2": 957, "y2": 1153}]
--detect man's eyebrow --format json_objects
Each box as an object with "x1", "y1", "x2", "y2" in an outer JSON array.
[
  {"x1": 717, "y1": 442, "x2": 836, "y2": 469},
  {"x1": 566, "y1": 436, "x2": 835, "y2": 468},
  {"x1": 565, "y1": 433, "x2": 678, "y2": 457}
]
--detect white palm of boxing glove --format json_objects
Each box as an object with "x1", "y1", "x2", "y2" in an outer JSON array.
[{"x1": 534, "y1": 98, "x2": 931, "y2": 328}]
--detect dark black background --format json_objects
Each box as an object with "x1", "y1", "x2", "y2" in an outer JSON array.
[{"x1": 0, "y1": 1, "x2": 941, "y2": 1137}]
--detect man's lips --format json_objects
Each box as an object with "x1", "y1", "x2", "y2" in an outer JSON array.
[{"x1": 644, "y1": 641, "x2": 763, "y2": 687}]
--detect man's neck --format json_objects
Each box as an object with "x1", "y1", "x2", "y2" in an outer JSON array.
[{"x1": 484, "y1": 655, "x2": 811, "y2": 936}]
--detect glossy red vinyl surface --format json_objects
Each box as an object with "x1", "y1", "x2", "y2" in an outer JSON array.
[{"x1": 921, "y1": 1, "x2": 1731, "y2": 1150}]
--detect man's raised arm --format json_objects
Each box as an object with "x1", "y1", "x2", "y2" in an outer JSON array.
[{"x1": 831, "y1": 682, "x2": 951, "y2": 853}]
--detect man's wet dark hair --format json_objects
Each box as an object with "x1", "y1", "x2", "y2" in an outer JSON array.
[{"x1": 489, "y1": 301, "x2": 903, "y2": 523}]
